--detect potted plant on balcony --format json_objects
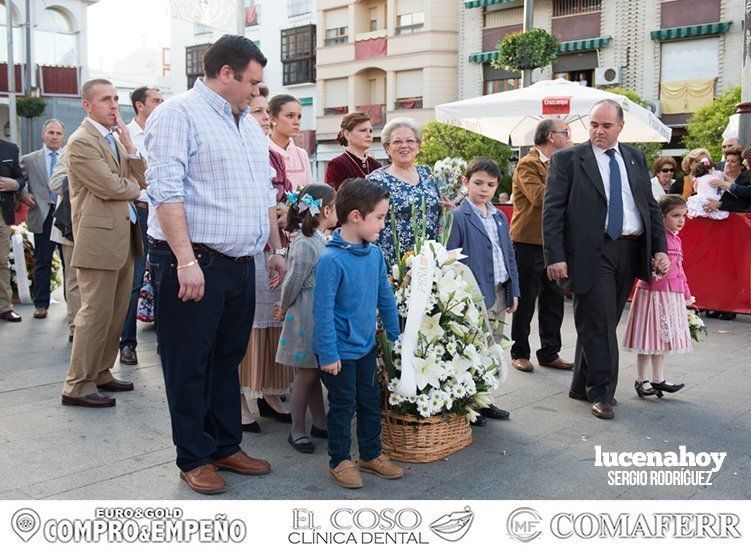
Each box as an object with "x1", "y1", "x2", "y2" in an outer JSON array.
[
  {"x1": 492, "y1": 28, "x2": 558, "y2": 73},
  {"x1": 16, "y1": 96, "x2": 47, "y2": 119}
]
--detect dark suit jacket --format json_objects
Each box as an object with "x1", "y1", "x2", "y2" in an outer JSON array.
[
  {"x1": 0, "y1": 139, "x2": 25, "y2": 226},
  {"x1": 543, "y1": 140, "x2": 667, "y2": 295},
  {"x1": 446, "y1": 199, "x2": 520, "y2": 309}
]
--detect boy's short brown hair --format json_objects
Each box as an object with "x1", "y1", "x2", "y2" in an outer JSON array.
[
  {"x1": 465, "y1": 157, "x2": 501, "y2": 181},
  {"x1": 335, "y1": 178, "x2": 389, "y2": 223}
]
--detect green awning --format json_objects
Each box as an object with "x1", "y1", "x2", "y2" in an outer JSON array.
[
  {"x1": 556, "y1": 35, "x2": 612, "y2": 53},
  {"x1": 464, "y1": 0, "x2": 516, "y2": 9},
  {"x1": 651, "y1": 21, "x2": 732, "y2": 41},
  {"x1": 468, "y1": 51, "x2": 501, "y2": 64}
]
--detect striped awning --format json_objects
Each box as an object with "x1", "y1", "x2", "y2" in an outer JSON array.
[
  {"x1": 556, "y1": 35, "x2": 612, "y2": 53},
  {"x1": 650, "y1": 21, "x2": 732, "y2": 41},
  {"x1": 468, "y1": 51, "x2": 501, "y2": 64},
  {"x1": 464, "y1": 0, "x2": 516, "y2": 8}
]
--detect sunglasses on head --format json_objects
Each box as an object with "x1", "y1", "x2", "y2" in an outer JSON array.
[{"x1": 660, "y1": 168, "x2": 676, "y2": 173}]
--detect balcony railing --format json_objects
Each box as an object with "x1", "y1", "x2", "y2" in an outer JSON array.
[
  {"x1": 324, "y1": 105, "x2": 349, "y2": 116},
  {"x1": 356, "y1": 104, "x2": 386, "y2": 128},
  {"x1": 394, "y1": 97, "x2": 423, "y2": 110}
]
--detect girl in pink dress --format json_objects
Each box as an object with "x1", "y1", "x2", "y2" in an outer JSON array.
[{"x1": 623, "y1": 194, "x2": 691, "y2": 398}]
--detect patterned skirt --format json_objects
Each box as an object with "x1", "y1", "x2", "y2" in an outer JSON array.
[{"x1": 623, "y1": 288, "x2": 692, "y2": 355}]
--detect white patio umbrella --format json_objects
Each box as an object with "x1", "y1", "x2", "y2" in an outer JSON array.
[
  {"x1": 435, "y1": 79, "x2": 672, "y2": 146},
  {"x1": 723, "y1": 113, "x2": 739, "y2": 139}
]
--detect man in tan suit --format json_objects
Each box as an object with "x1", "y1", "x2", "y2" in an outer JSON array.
[
  {"x1": 62, "y1": 78, "x2": 146, "y2": 407},
  {"x1": 510, "y1": 118, "x2": 573, "y2": 373}
]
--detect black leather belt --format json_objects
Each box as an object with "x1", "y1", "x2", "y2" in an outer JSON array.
[
  {"x1": 605, "y1": 234, "x2": 640, "y2": 241},
  {"x1": 134, "y1": 201, "x2": 148, "y2": 209},
  {"x1": 149, "y1": 238, "x2": 254, "y2": 263}
]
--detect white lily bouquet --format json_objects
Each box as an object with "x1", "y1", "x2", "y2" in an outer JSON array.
[
  {"x1": 687, "y1": 309, "x2": 707, "y2": 342},
  {"x1": 378, "y1": 206, "x2": 508, "y2": 423},
  {"x1": 433, "y1": 157, "x2": 468, "y2": 204}
]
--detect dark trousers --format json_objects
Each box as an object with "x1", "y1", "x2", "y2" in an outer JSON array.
[
  {"x1": 120, "y1": 204, "x2": 150, "y2": 349},
  {"x1": 571, "y1": 238, "x2": 639, "y2": 404},
  {"x1": 149, "y1": 240, "x2": 256, "y2": 472},
  {"x1": 320, "y1": 346, "x2": 381, "y2": 469},
  {"x1": 32, "y1": 205, "x2": 58, "y2": 309},
  {"x1": 510, "y1": 242, "x2": 564, "y2": 363}
]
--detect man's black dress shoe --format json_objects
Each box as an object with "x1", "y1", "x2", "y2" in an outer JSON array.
[
  {"x1": 62, "y1": 392, "x2": 115, "y2": 407},
  {"x1": 311, "y1": 425, "x2": 328, "y2": 439},
  {"x1": 257, "y1": 398, "x2": 292, "y2": 423},
  {"x1": 120, "y1": 345, "x2": 138, "y2": 365},
  {"x1": 242, "y1": 421, "x2": 261, "y2": 433},
  {"x1": 591, "y1": 402, "x2": 614, "y2": 419},
  {"x1": 0, "y1": 310, "x2": 22, "y2": 322},
  {"x1": 288, "y1": 434, "x2": 314, "y2": 454},
  {"x1": 97, "y1": 378, "x2": 134, "y2": 392},
  {"x1": 479, "y1": 404, "x2": 510, "y2": 420},
  {"x1": 470, "y1": 415, "x2": 487, "y2": 427}
]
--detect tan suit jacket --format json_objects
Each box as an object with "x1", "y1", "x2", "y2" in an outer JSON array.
[
  {"x1": 510, "y1": 147, "x2": 547, "y2": 246},
  {"x1": 67, "y1": 119, "x2": 146, "y2": 270}
]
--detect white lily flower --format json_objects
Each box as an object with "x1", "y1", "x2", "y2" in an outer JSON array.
[
  {"x1": 413, "y1": 355, "x2": 445, "y2": 391},
  {"x1": 420, "y1": 312, "x2": 444, "y2": 345},
  {"x1": 450, "y1": 354, "x2": 474, "y2": 386}
]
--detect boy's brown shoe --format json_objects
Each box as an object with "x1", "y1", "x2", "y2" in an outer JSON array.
[
  {"x1": 331, "y1": 460, "x2": 363, "y2": 489},
  {"x1": 357, "y1": 454, "x2": 403, "y2": 479}
]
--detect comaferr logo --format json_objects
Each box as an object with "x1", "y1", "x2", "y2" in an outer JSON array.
[{"x1": 542, "y1": 96, "x2": 572, "y2": 114}]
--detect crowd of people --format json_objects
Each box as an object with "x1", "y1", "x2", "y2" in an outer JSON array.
[{"x1": 0, "y1": 34, "x2": 745, "y2": 494}]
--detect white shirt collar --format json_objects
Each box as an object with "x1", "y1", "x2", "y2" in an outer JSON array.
[
  {"x1": 127, "y1": 118, "x2": 145, "y2": 136},
  {"x1": 87, "y1": 117, "x2": 114, "y2": 139},
  {"x1": 592, "y1": 141, "x2": 621, "y2": 158},
  {"x1": 535, "y1": 147, "x2": 550, "y2": 163},
  {"x1": 42, "y1": 145, "x2": 59, "y2": 157}
]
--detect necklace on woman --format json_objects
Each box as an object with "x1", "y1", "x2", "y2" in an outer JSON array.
[{"x1": 345, "y1": 149, "x2": 370, "y2": 176}]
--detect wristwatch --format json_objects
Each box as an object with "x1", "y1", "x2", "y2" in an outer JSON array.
[{"x1": 270, "y1": 248, "x2": 287, "y2": 257}]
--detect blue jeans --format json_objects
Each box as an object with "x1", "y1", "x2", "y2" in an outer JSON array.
[
  {"x1": 149, "y1": 240, "x2": 256, "y2": 472},
  {"x1": 120, "y1": 204, "x2": 150, "y2": 349},
  {"x1": 32, "y1": 206, "x2": 58, "y2": 309},
  {"x1": 320, "y1": 346, "x2": 381, "y2": 469}
]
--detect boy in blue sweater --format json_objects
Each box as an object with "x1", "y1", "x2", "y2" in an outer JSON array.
[{"x1": 313, "y1": 178, "x2": 402, "y2": 489}]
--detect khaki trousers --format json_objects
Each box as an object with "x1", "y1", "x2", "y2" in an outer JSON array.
[
  {"x1": 63, "y1": 247, "x2": 133, "y2": 397},
  {"x1": 0, "y1": 216, "x2": 12, "y2": 313},
  {"x1": 61, "y1": 244, "x2": 81, "y2": 336},
  {"x1": 487, "y1": 284, "x2": 508, "y2": 341}
]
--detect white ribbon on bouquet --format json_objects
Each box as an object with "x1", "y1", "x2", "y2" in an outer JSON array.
[
  {"x1": 395, "y1": 246, "x2": 435, "y2": 397},
  {"x1": 10, "y1": 232, "x2": 32, "y2": 304}
]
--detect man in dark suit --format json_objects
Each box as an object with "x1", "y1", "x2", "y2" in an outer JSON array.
[
  {"x1": 543, "y1": 100, "x2": 669, "y2": 420},
  {"x1": 0, "y1": 138, "x2": 26, "y2": 322},
  {"x1": 20, "y1": 119, "x2": 66, "y2": 319}
]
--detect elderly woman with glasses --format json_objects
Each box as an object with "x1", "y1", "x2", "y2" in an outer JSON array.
[
  {"x1": 650, "y1": 156, "x2": 677, "y2": 199},
  {"x1": 367, "y1": 117, "x2": 452, "y2": 265},
  {"x1": 669, "y1": 148, "x2": 711, "y2": 197}
]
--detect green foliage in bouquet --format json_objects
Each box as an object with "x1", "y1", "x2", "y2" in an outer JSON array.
[
  {"x1": 491, "y1": 28, "x2": 558, "y2": 73},
  {"x1": 684, "y1": 87, "x2": 741, "y2": 162}
]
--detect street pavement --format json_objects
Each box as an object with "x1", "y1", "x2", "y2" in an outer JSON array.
[{"x1": 1, "y1": 288, "x2": 749, "y2": 500}]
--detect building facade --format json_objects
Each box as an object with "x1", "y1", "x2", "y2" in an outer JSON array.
[
  {"x1": 169, "y1": 0, "x2": 318, "y2": 172},
  {"x1": 459, "y1": 0, "x2": 744, "y2": 154},
  {"x1": 1, "y1": 0, "x2": 98, "y2": 150},
  {"x1": 316, "y1": 0, "x2": 460, "y2": 171}
]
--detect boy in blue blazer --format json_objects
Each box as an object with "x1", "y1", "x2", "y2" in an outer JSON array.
[{"x1": 446, "y1": 157, "x2": 520, "y2": 424}]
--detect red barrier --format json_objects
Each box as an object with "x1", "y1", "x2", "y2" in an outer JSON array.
[{"x1": 496, "y1": 204, "x2": 751, "y2": 314}]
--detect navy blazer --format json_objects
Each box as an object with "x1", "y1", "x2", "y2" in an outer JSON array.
[{"x1": 446, "y1": 199, "x2": 520, "y2": 309}]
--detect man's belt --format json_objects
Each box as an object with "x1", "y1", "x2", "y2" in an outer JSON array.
[{"x1": 149, "y1": 238, "x2": 254, "y2": 263}]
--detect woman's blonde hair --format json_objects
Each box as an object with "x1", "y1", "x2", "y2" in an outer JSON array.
[{"x1": 681, "y1": 148, "x2": 711, "y2": 175}]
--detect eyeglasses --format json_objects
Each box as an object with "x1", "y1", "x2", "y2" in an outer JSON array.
[
  {"x1": 388, "y1": 139, "x2": 420, "y2": 148},
  {"x1": 660, "y1": 168, "x2": 676, "y2": 173},
  {"x1": 550, "y1": 130, "x2": 570, "y2": 137}
]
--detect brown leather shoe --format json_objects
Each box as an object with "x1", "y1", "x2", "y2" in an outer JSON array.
[
  {"x1": 512, "y1": 358, "x2": 534, "y2": 372},
  {"x1": 33, "y1": 307, "x2": 48, "y2": 319},
  {"x1": 568, "y1": 389, "x2": 588, "y2": 401},
  {"x1": 180, "y1": 464, "x2": 227, "y2": 495},
  {"x1": 62, "y1": 392, "x2": 116, "y2": 408},
  {"x1": 97, "y1": 378, "x2": 134, "y2": 392},
  {"x1": 358, "y1": 454, "x2": 404, "y2": 479},
  {"x1": 119, "y1": 345, "x2": 138, "y2": 365},
  {"x1": 592, "y1": 402, "x2": 614, "y2": 419},
  {"x1": 539, "y1": 357, "x2": 573, "y2": 370},
  {"x1": 214, "y1": 450, "x2": 271, "y2": 476},
  {"x1": 331, "y1": 460, "x2": 363, "y2": 489}
]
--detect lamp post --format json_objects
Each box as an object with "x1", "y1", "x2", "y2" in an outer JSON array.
[
  {"x1": 5, "y1": 0, "x2": 18, "y2": 144},
  {"x1": 738, "y1": 1, "x2": 751, "y2": 147},
  {"x1": 522, "y1": 0, "x2": 535, "y2": 88}
]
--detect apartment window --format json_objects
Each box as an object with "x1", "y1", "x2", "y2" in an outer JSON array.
[
  {"x1": 552, "y1": 0, "x2": 601, "y2": 17},
  {"x1": 186, "y1": 42, "x2": 211, "y2": 89},
  {"x1": 288, "y1": 0, "x2": 311, "y2": 18},
  {"x1": 395, "y1": 69, "x2": 423, "y2": 109},
  {"x1": 245, "y1": 0, "x2": 259, "y2": 27},
  {"x1": 484, "y1": 78, "x2": 520, "y2": 95},
  {"x1": 396, "y1": 12, "x2": 424, "y2": 35},
  {"x1": 369, "y1": 8, "x2": 378, "y2": 32},
  {"x1": 281, "y1": 25, "x2": 316, "y2": 85},
  {"x1": 325, "y1": 27, "x2": 348, "y2": 46}
]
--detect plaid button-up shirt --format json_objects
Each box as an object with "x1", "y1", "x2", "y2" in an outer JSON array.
[
  {"x1": 466, "y1": 199, "x2": 510, "y2": 286},
  {"x1": 145, "y1": 78, "x2": 275, "y2": 257}
]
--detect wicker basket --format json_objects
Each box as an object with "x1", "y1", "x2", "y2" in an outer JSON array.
[{"x1": 381, "y1": 408, "x2": 472, "y2": 463}]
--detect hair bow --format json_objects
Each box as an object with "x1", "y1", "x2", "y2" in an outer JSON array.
[
  {"x1": 298, "y1": 194, "x2": 322, "y2": 216},
  {"x1": 285, "y1": 191, "x2": 300, "y2": 205},
  {"x1": 700, "y1": 157, "x2": 711, "y2": 166}
]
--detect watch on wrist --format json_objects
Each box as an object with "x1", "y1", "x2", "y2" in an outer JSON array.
[{"x1": 271, "y1": 248, "x2": 287, "y2": 257}]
